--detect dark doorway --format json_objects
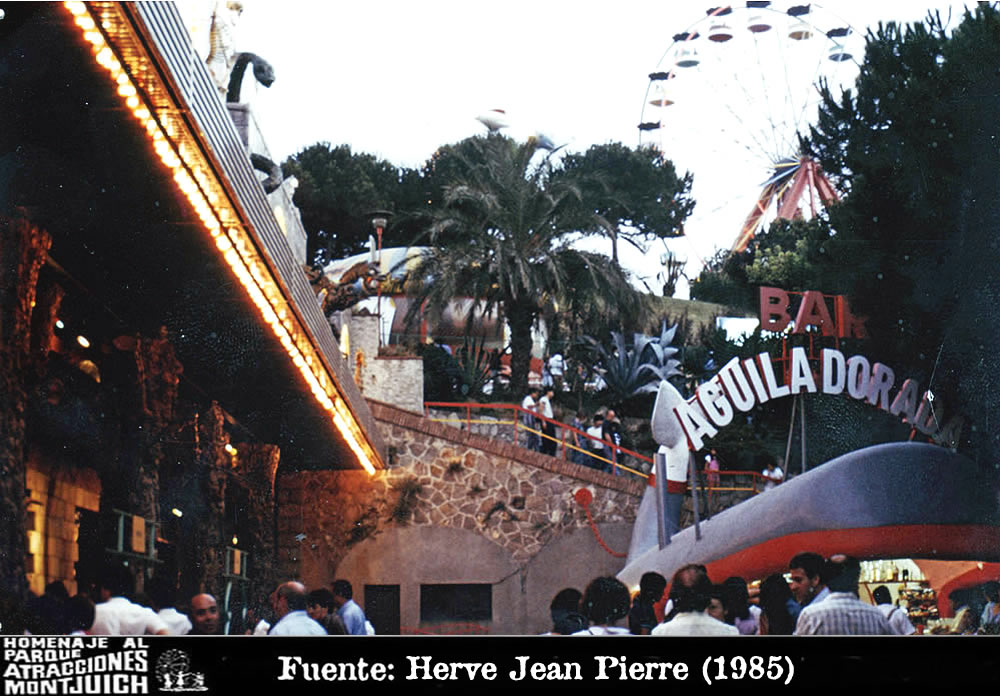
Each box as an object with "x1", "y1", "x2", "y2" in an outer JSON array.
[{"x1": 364, "y1": 584, "x2": 400, "y2": 635}]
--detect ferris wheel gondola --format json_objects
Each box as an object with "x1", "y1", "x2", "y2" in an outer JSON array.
[{"x1": 639, "y1": 3, "x2": 861, "y2": 258}]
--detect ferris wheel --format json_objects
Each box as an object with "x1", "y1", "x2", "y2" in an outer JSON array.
[{"x1": 639, "y1": 3, "x2": 861, "y2": 257}]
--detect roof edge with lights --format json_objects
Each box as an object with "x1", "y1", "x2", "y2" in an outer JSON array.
[{"x1": 64, "y1": 1, "x2": 385, "y2": 473}]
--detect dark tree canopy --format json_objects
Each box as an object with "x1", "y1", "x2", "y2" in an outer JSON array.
[
  {"x1": 693, "y1": 6, "x2": 1000, "y2": 465},
  {"x1": 282, "y1": 144, "x2": 432, "y2": 266},
  {"x1": 405, "y1": 135, "x2": 642, "y2": 395},
  {"x1": 557, "y1": 142, "x2": 694, "y2": 264}
]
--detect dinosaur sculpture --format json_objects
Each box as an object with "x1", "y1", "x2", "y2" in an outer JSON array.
[
  {"x1": 304, "y1": 261, "x2": 385, "y2": 315},
  {"x1": 227, "y1": 52, "x2": 276, "y2": 103}
]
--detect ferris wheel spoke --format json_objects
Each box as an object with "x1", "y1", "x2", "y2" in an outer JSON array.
[{"x1": 749, "y1": 31, "x2": 784, "y2": 163}]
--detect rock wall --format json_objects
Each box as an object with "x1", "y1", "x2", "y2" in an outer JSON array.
[
  {"x1": 348, "y1": 313, "x2": 423, "y2": 413},
  {"x1": 277, "y1": 400, "x2": 645, "y2": 634}
]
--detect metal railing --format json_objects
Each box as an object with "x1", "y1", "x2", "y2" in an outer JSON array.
[
  {"x1": 424, "y1": 401, "x2": 652, "y2": 478},
  {"x1": 424, "y1": 402, "x2": 776, "y2": 495}
]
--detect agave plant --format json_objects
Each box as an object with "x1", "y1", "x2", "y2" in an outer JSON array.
[
  {"x1": 587, "y1": 321, "x2": 682, "y2": 406},
  {"x1": 454, "y1": 335, "x2": 493, "y2": 398}
]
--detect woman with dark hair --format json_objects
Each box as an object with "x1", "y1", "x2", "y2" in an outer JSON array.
[
  {"x1": 706, "y1": 585, "x2": 729, "y2": 624},
  {"x1": 723, "y1": 576, "x2": 760, "y2": 635},
  {"x1": 629, "y1": 572, "x2": 667, "y2": 635},
  {"x1": 758, "y1": 574, "x2": 796, "y2": 635},
  {"x1": 544, "y1": 588, "x2": 587, "y2": 635},
  {"x1": 572, "y1": 576, "x2": 631, "y2": 635}
]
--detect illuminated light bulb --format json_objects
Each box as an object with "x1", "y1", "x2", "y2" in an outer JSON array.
[
  {"x1": 224, "y1": 443, "x2": 237, "y2": 455},
  {"x1": 117, "y1": 84, "x2": 136, "y2": 98},
  {"x1": 84, "y1": 31, "x2": 104, "y2": 46},
  {"x1": 116, "y1": 72, "x2": 128, "y2": 86},
  {"x1": 76, "y1": 15, "x2": 96, "y2": 30},
  {"x1": 77, "y1": 335, "x2": 91, "y2": 348},
  {"x1": 152, "y1": 130, "x2": 163, "y2": 141},
  {"x1": 232, "y1": 536, "x2": 238, "y2": 546},
  {"x1": 65, "y1": 2, "x2": 87, "y2": 16},
  {"x1": 171, "y1": 508, "x2": 183, "y2": 518},
  {"x1": 55, "y1": 320, "x2": 65, "y2": 329},
  {"x1": 126, "y1": 96, "x2": 139, "y2": 109},
  {"x1": 96, "y1": 47, "x2": 112, "y2": 64},
  {"x1": 223, "y1": 248, "x2": 239, "y2": 266}
]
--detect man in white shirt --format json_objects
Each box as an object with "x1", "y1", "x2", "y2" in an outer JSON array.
[
  {"x1": 538, "y1": 388, "x2": 556, "y2": 456},
  {"x1": 268, "y1": 581, "x2": 326, "y2": 636},
  {"x1": 547, "y1": 353, "x2": 565, "y2": 391},
  {"x1": 520, "y1": 388, "x2": 541, "y2": 451},
  {"x1": 651, "y1": 565, "x2": 738, "y2": 636},
  {"x1": 147, "y1": 575, "x2": 191, "y2": 635},
  {"x1": 585, "y1": 414, "x2": 606, "y2": 470},
  {"x1": 90, "y1": 564, "x2": 169, "y2": 636},
  {"x1": 762, "y1": 459, "x2": 784, "y2": 490},
  {"x1": 873, "y1": 585, "x2": 916, "y2": 635}
]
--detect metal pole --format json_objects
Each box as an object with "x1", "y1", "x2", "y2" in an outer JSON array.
[
  {"x1": 800, "y1": 395, "x2": 807, "y2": 474},
  {"x1": 784, "y1": 393, "x2": 797, "y2": 475},
  {"x1": 654, "y1": 450, "x2": 667, "y2": 549},
  {"x1": 689, "y1": 452, "x2": 702, "y2": 541}
]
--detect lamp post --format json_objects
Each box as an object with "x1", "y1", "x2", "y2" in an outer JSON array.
[{"x1": 369, "y1": 210, "x2": 392, "y2": 348}]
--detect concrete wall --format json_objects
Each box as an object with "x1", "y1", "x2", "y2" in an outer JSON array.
[
  {"x1": 348, "y1": 313, "x2": 423, "y2": 413},
  {"x1": 277, "y1": 400, "x2": 643, "y2": 634}
]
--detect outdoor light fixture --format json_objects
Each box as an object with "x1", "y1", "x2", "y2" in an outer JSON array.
[
  {"x1": 76, "y1": 335, "x2": 90, "y2": 348},
  {"x1": 64, "y1": 1, "x2": 379, "y2": 476}
]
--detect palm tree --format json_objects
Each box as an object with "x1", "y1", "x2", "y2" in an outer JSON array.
[{"x1": 405, "y1": 135, "x2": 639, "y2": 396}]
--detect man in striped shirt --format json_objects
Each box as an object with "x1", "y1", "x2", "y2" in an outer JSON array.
[{"x1": 794, "y1": 555, "x2": 893, "y2": 635}]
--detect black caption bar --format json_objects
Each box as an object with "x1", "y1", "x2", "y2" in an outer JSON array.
[{"x1": 2, "y1": 635, "x2": 998, "y2": 693}]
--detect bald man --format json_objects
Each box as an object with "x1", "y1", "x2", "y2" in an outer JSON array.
[
  {"x1": 189, "y1": 594, "x2": 220, "y2": 635},
  {"x1": 268, "y1": 581, "x2": 326, "y2": 636}
]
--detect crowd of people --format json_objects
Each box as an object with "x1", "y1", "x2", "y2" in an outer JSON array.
[
  {"x1": 10, "y1": 566, "x2": 374, "y2": 637},
  {"x1": 7, "y1": 554, "x2": 998, "y2": 636},
  {"x1": 543, "y1": 552, "x2": 995, "y2": 636},
  {"x1": 520, "y1": 386, "x2": 627, "y2": 475}
]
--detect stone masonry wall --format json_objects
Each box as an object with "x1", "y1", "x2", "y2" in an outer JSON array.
[
  {"x1": 277, "y1": 400, "x2": 645, "y2": 586},
  {"x1": 348, "y1": 313, "x2": 423, "y2": 413}
]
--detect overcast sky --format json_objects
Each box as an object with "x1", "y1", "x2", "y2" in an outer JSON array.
[{"x1": 213, "y1": 1, "x2": 978, "y2": 294}]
